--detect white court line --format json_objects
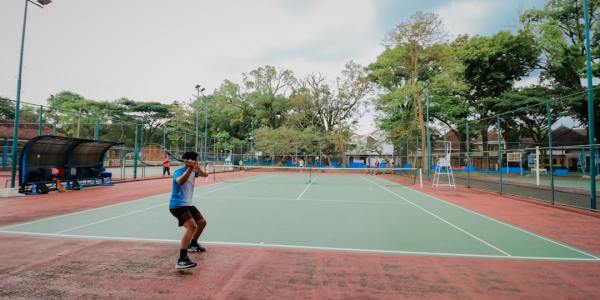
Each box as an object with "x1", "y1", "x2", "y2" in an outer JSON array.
[
  {"x1": 362, "y1": 176, "x2": 512, "y2": 257},
  {"x1": 52, "y1": 175, "x2": 270, "y2": 234},
  {"x1": 194, "y1": 175, "x2": 270, "y2": 198},
  {"x1": 0, "y1": 177, "x2": 241, "y2": 231},
  {"x1": 296, "y1": 177, "x2": 316, "y2": 200},
  {"x1": 0, "y1": 193, "x2": 170, "y2": 231},
  {"x1": 56, "y1": 203, "x2": 167, "y2": 234},
  {"x1": 378, "y1": 177, "x2": 600, "y2": 260},
  {"x1": 1, "y1": 230, "x2": 598, "y2": 262},
  {"x1": 205, "y1": 194, "x2": 408, "y2": 205}
]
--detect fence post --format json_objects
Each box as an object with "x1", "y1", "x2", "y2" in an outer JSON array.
[
  {"x1": 272, "y1": 145, "x2": 275, "y2": 165},
  {"x1": 497, "y1": 115, "x2": 503, "y2": 193},
  {"x1": 162, "y1": 128, "x2": 167, "y2": 149},
  {"x1": 584, "y1": 0, "x2": 597, "y2": 209},
  {"x1": 547, "y1": 100, "x2": 555, "y2": 204},
  {"x1": 94, "y1": 116, "x2": 100, "y2": 140},
  {"x1": 38, "y1": 105, "x2": 43, "y2": 136},
  {"x1": 466, "y1": 121, "x2": 471, "y2": 188},
  {"x1": 425, "y1": 86, "x2": 432, "y2": 179},
  {"x1": 183, "y1": 132, "x2": 187, "y2": 153},
  {"x1": 2, "y1": 137, "x2": 7, "y2": 169},
  {"x1": 133, "y1": 123, "x2": 139, "y2": 180},
  {"x1": 319, "y1": 142, "x2": 323, "y2": 166}
]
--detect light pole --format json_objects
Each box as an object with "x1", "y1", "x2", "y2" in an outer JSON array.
[
  {"x1": 424, "y1": 84, "x2": 432, "y2": 179},
  {"x1": 194, "y1": 85, "x2": 205, "y2": 154},
  {"x1": 203, "y1": 89, "x2": 209, "y2": 163},
  {"x1": 583, "y1": 0, "x2": 596, "y2": 209},
  {"x1": 10, "y1": 0, "x2": 52, "y2": 188}
]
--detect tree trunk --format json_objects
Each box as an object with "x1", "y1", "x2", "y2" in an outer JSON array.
[{"x1": 410, "y1": 45, "x2": 427, "y2": 171}]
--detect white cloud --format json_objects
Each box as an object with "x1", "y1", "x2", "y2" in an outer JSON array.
[
  {"x1": 0, "y1": 0, "x2": 381, "y2": 105},
  {"x1": 436, "y1": 1, "x2": 500, "y2": 37},
  {"x1": 514, "y1": 76, "x2": 541, "y2": 88}
]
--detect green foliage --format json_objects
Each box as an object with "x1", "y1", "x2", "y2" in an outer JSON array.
[
  {"x1": 0, "y1": 97, "x2": 15, "y2": 120},
  {"x1": 454, "y1": 31, "x2": 540, "y2": 99}
]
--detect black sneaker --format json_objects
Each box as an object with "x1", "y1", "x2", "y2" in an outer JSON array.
[
  {"x1": 188, "y1": 244, "x2": 206, "y2": 253},
  {"x1": 176, "y1": 257, "x2": 197, "y2": 269}
]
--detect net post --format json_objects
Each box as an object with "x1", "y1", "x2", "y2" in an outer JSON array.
[
  {"x1": 497, "y1": 115, "x2": 503, "y2": 193},
  {"x1": 547, "y1": 100, "x2": 555, "y2": 205}
]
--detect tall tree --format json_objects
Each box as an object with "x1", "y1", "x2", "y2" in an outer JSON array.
[
  {"x1": 243, "y1": 66, "x2": 296, "y2": 129},
  {"x1": 521, "y1": 0, "x2": 600, "y2": 142},
  {"x1": 369, "y1": 12, "x2": 447, "y2": 170},
  {"x1": 297, "y1": 61, "x2": 370, "y2": 132},
  {"x1": 453, "y1": 30, "x2": 539, "y2": 160}
]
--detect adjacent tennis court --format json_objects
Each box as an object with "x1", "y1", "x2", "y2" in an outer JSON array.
[{"x1": 1, "y1": 168, "x2": 597, "y2": 262}]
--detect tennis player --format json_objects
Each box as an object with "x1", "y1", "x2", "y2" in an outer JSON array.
[{"x1": 169, "y1": 151, "x2": 209, "y2": 269}]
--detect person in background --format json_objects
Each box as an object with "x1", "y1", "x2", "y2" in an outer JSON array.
[
  {"x1": 163, "y1": 154, "x2": 171, "y2": 176},
  {"x1": 50, "y1": 167, "x2": 66, "y2": 192}
]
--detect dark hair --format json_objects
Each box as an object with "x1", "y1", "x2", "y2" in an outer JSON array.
[{"x1": 182, "y1": 151, "x2": 199, "y2": 161}]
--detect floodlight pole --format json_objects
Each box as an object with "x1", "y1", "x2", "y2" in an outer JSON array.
[
  {"x1": 425, "y1": 85, "x2": 431, "y2": 179},
  {"x1": 204, "y1": 92, "x2": 209, "y2": 163},
  {"x1": 194, "y1": 88, "x2": 200, "y2": 153},
  {"x1": 10, "y1": 0, "x2": 51, "y2": 188},
  {"x1": 584, "y1": 0, "x2": 596, "y2": 209}
]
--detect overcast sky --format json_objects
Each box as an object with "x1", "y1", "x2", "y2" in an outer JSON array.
[{"x1": 0, "y1": 0, "x2": 544, "y2": 133}]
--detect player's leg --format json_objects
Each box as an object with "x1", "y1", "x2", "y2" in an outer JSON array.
[
  {"x1": 188, "y1": 206, "x2": 207, "y2": 252},
  {"x1": 170, "y1": 207, "x2": 198, "y2": 269}
]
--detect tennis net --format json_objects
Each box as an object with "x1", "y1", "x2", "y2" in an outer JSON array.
[{"x1": 208, "y1": 164, "x2": 423, "y2": 187}]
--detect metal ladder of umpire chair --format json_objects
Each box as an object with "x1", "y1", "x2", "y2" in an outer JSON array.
[{"x1": 432, "y1": 143, "x2": 456, "y2": 188}]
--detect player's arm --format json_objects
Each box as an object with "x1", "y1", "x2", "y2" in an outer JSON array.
[
  {"x1": 176, "y1": 161, "x2": 195, "y2": 185},
  {"x1": 193, "y1": 161, "x2": 209, "y2": 177}
]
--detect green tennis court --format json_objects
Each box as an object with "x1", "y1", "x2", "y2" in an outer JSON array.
[{"x1": 1, "y1": 171, "x2": 598, "y2": 262}]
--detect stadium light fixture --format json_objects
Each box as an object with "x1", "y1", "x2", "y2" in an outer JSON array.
[{"x1": 10, "y1": 0, "x2": 52, "y2": 188}]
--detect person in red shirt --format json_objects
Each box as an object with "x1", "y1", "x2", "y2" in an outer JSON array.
[{"x1": 163, "y1": 154, "x2": 171, "y2": 176}]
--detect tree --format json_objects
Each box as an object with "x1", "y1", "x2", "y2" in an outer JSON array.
[
  {"x1": 243, "y1": 66, "x2": 296, "y2": 129},
  {"x1": 116, "y1": 99, "x2": 173, "y2": 144},
  {"x1": 498, "y1": 87, "x2": 567, "y2": 145},
  {"x1": 296, "y1": 61, "x2": 370, "y2": 132},
  {"x1": 211, "y1": 80, "x2": 254, "y2": 140},
  {"x1": 453, "y1": 30, "x2": 539, "y2": 161},
  {"x1": 521, "y1": 0, "x2": 600, "y2": 142},
  {"x1": 368, "y1": 12, "x2": 448, "y2": 170},
  {"x1": 0, "y1": 97, "x2": 15, "y2": 120}
]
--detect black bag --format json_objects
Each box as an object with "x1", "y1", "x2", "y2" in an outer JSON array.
[
  {"x1": 71, "y1": 180, "x2": 81, "y2": 190},
  {"x1": 36, "y1": 183, "x2": 49, "y2": 194}
]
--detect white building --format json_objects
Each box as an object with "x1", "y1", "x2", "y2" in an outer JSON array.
[{"x1": 345, "y1": 130, "x2": 395, "y2": 167}]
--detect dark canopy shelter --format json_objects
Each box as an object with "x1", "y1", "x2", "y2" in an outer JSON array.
[{"x1": 19, "y1": 135, "x2": 121, "y2": 188}]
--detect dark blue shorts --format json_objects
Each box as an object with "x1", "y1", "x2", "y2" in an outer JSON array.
[{"x1": 169, "y1": 206, "x2": 203, "y2": 227}]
